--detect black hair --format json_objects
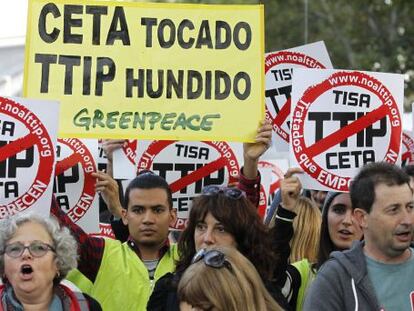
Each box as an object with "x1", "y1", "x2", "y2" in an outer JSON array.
[
  {"x1": 313, "y1": 192, "x2": 341, "y2": 270},
  {"x1": 176, "y1": 193, "x2": 276, "y2": 281},
  {"x1": 124, "y1": 171, "x2": 173, "y2": 209},
  {"x1": 350, "y1": 162, "x2": 411, "y2": 213},
  {"x1": 403, "y1": 164, "x2": 414, "y2": 178}
]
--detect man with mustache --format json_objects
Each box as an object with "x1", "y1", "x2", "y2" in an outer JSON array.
[{"x1": 304, "y1": 162, "x2": 414, "y2": 311}]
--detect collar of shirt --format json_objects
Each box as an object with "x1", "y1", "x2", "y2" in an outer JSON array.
[{"x1": 127, "y1": 237, "x2": 170, "y2": 259}]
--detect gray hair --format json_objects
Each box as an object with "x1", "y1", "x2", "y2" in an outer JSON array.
[{"x1": 0, "y1": 213, "x2": 78, "y2": 284}]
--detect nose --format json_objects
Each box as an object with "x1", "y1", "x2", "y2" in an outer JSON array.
[
  {"x1": 142, "y1": 210, "x2": 155, "y2": 224},
  {"x1": 21, "y1": 247, "x2": 32, "y2": 259},
  {"x1": 202, "y1": 228, "x2": 215, "y2": 246},
  {"x1": 401, "y1": 207, "x2": 414, "y2": 226},
  {"x1": 342, "y1": 210, "x2": 354, "y2": 226}
]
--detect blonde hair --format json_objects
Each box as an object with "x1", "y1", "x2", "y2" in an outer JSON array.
[
  {"x1": 178, "y1": 247, "x2": 282, "y2": 311},
  {"x1": 289, "y1": 197, "x2": 321, "y2": 263}
]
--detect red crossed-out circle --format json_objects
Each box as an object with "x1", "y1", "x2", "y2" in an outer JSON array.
[
  {"x1": 258, "y1": 160, "x2": 284, "y2": 195},
  {"x1": 55, "y1": 138, "x2": 97, "y2": 222},
  {"x1": 258, "y1": 184, "x2": 267, "y2": 219},
  {"x1": 137, "y1": 140, "x2": 240, "y2": 230},
  {"x1": 90, "y1": 223, "x2": 115, "y2": 239},
  {"x1": 292, "y1": 71, "x2": 401, "y2": 192},
  {"x1": 257, "y1": 160, "x2": 285, "y2": 219},
  {"x1": 265, "y1": 51, "x2": 326, "y2": 143},
  {"x1": 122, "y1": 140, "x2": 137, "y2": 165},
  {"x1": 0, "y1": 97, "x2": 54, "y2": 213}
]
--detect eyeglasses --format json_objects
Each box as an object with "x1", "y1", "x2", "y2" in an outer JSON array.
[
  {"x1": 3, "y1": 241, "x2": 56, "y2": 258},
  {"x1": 201, "y1": 185, "x2": 246, "y2": 200},
  {"x1": 191, "y1": 249, "x2": 233, "y2": 272}
]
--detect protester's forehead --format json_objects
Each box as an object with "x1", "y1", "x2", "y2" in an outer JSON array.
[
  {"x1": 198, "y1": 211, "x2": 219, "y2": 223},
  {"x1": 128, "y1": 187, "x2": 170, "y2": 207},
  {"x1": 8, "y1": 221, "x2": 52, "y2": 244},
  {"x1": 329, "y1": 193, "x2": 351, "y2": 208},
  {"x1": 372, "y1": 182, "x2": 413, "y2": 207}
]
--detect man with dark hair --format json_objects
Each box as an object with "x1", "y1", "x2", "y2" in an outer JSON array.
[
  {"x1": 52, "y1": 121, "x2": 272, "y2": 311},
  {"x1": 52, "y1": 171, "x2": 178, "y2": 311},
  {"x1": 120, "y1": 171, "x2": 176, "y2": 260},
  {"x1": 304, "y1": 162, "x2": 414, "y2": 311}
]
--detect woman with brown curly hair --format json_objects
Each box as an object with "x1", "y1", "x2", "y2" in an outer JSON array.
[
  {"x1": 147, "y1": 184, "x2": 291, "y2": 310},
  {"x1": 177, "y1": 185, "x2": 276, "y2": 280}
]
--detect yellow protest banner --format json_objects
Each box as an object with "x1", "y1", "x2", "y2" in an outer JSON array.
[{"x1": 24, "y1": 0, "x2": 264, "y2": 142}]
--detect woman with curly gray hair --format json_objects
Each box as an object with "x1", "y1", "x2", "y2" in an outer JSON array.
[{"x1": 0, "y1": 213, "x2": 101, "y2": 311}]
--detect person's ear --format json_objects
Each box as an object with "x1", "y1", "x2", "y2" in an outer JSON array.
[
  {"x1": 353, "y1": 208, "x2": 368, "y2": 229},
  {"x1": 169, "y1": 208, "x2": 177, "y2": 227},
  {"x1": 121, "y1": 208, "x2": 128, "y2": 226}
]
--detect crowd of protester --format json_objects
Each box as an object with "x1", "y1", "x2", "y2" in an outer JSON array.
[{"x1": 1, "y1": 119, "x2": 414, "y2": 311}]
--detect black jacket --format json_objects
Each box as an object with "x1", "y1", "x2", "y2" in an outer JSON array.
[{"x1": 146, "y1": 207, "x2": 299, "y2": 311}]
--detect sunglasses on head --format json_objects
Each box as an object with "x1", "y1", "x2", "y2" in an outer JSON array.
[
  {"x1": 201, "y1": 185, "x2": 246, "y2": 200},
  {"x1": 191, "y1": 249, "x2": 233, "y2": 272}
]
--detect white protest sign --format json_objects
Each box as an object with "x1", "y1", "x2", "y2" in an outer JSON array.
[
  {"x1": 54, "y1": 138, "x2": 99, "y2": 233},
  {"x1": 135, "y1": 140, "x2": 243, "y2": 230},
  {"x1": 90, "y1": 223, "x2": 116, "y2": 239},
  {"x1": 113, "y1": 140, "x2": 138, "y2": 179},
  {"x1": 265, "y1": 41, "x2": 333, "y2": 152},
  {"x1": 230, "y1": 145, "x2": 273, "y2": 219},
  {"x1": 290, "y1": 69, "x2": 403, "y2": 192},
  {"x1": 402, "y1": 131, "x2": 414, "y2": 166},
  {"x1": 258, "y1": 158, "x2": 288, "y2": 205},
  {"x1": 0, "y1": 96, "x2": 59, "y2": 218},
  {"x1": 97, "y1": 139, "x2": 109, "y2": 172},
  {"x1": 257, "y1": 166, "x2": 271, "y2": 220}
]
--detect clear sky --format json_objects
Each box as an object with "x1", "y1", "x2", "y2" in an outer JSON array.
[{"x1": 0, "y1": 0, "x2": 28, "y2": 40}]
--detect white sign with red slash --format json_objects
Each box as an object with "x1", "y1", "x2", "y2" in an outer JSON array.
[
  {"x1": 290, "y1": 69, "x2": 403, "y2": 192},
  {"x1": 113, "y1": 140, "x2": 138, "y2": 179},
  {"x1": 259, "y1": 159, "x2": 288, "y2": 205},
  {"x1": 0, "y1": 97, "x2": 59, "y2": 218},
  {"x1": 54, "y1": 138, "x2": 99, "y2": 233},
  {"x1": 90, "y1": 223, "x2": 115, "y2": 239},
  {"x1": 402, "y1": 131, "x2": 414, "y2": 166},
  {"x1": 265, "y1": 41, "x2": 333, "y2": 152},
  {"x1": 135, "y1": 140, "x2": 243, "y2": 230}
]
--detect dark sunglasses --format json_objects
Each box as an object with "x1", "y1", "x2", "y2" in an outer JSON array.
[
  {"x1": 3, "y1": 241, "x2": 56, "y2": 258},
  {"x1": 201, "y1": 185, "x2": 246, "y2": 200},
  {"x1": 191, "y1": 249, "x2": 233, "y2": 272}
]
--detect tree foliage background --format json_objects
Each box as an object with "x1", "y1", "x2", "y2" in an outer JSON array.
[{"x1": 138, "y1": 0, "x2": 414, "y2": 110}]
